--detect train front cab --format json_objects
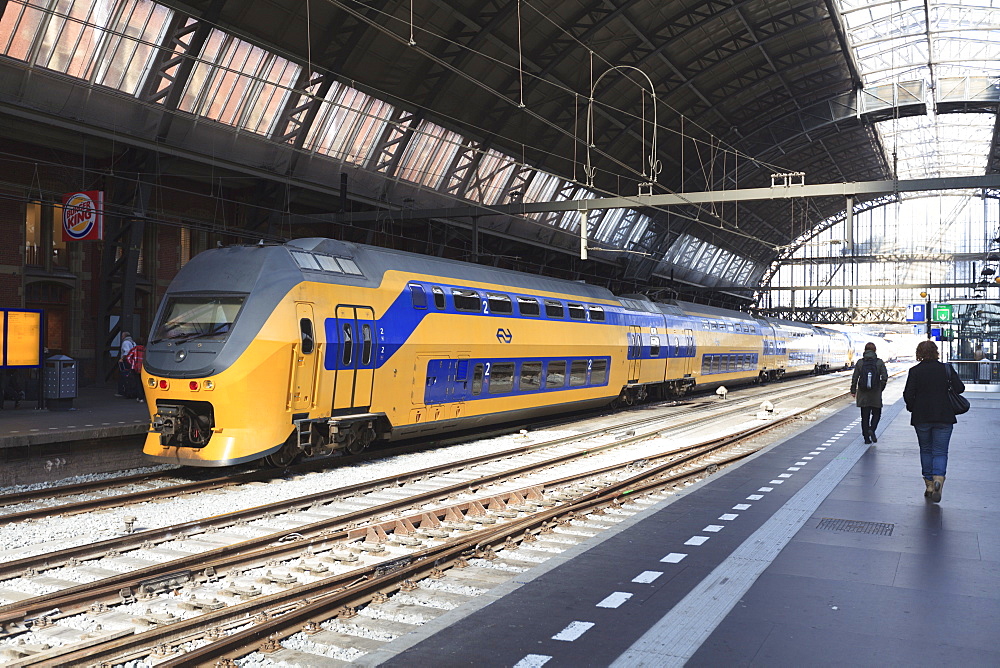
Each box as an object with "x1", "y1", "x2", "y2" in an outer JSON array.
[{"x1": 142, "y1": 291, "x2": 314, "y2": 467}]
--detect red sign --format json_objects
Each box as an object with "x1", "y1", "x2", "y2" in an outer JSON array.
[{"x1": 62, "y1": 191, "x2": 104, "y2": 241}]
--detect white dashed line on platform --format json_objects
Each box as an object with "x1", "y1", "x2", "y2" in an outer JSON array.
[
  {"x1": 660, "y1": 553, "x2": 687, "y2": 563},
  {"x1": 719, "y1": 513, "x2": 740, "y2": 519},
  {"x1": 552, "y1": 621, "x2": 594, "y2": 642},
  {"x1": 596, "y1": 592, "x2": 633, "y2": 609},
  {"x1": 633, "y1": 571, "x2": 663, "y2": 583},
  {"x1": 758, "y1": 487, "x2": 773, "y2": 492},
  {"x1": 684, "y1": 536, "x2": 709, "y2": 546},
  {"x1": 514, "y1": 654, "x2": 552, "y2": 668},
  {"x1": 702, "y1": 525, "x2": 724, "y2": 532}
]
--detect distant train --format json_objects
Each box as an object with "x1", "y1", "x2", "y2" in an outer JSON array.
[{"x1": 141, "y1": 238, "x2": 866, "y2": 467}]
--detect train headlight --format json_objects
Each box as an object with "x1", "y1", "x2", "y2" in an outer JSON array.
[
  {"x1": 203, "y1": 380, "x2": 215, "y2": 390},
  {"x1": 147, "y1": 377, "x2": 156, "y2": 388}
]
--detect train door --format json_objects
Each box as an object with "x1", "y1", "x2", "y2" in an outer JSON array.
[
  {"x1": 681, "y1": 328, "x2": 695, "y2": 376},
  {"x1": 454, "y1": 354, "x2": 470, "y2": 418},
  {"x1": 627, "y1": 326, "x2": 642, "y2": 383},
  {"x1": 333, "y1": 306, "x2": 376, "y2": 411},
  {"x1": 290, "y1": 302, "x2": 318, "y2": 411}
]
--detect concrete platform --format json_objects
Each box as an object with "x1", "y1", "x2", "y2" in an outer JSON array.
[
  {"x1": 360, "y1": 388, "x2": 1000, "y2": 667},
  {"x1": 0, "y1": 385, "x2": 153, "y2": 487},
  {"x1": 0, "y1": 385, "x2": 149, "y2": 449}
]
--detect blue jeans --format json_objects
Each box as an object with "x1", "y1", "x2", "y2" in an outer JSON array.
[{"x1": 914, "y1": 423, "x2": 953, "y2": 479}]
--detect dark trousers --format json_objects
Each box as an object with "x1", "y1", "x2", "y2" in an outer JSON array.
[
  {"x1": 861, "y1": 406, "x2": 881, "y2": 440},
  {"x1": 117, "y1": 362, "x2": 132, "y2": 397}
]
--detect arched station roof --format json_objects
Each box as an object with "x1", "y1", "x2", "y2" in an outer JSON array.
[{"x1": 2, "y1": 0, "x2": 997, "y2": 304}]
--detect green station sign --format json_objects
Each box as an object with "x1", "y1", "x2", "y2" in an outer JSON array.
[{"x1": 932, "y1": 304, "x2": 953, "y2": 322}]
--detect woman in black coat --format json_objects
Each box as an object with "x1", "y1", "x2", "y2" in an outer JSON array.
[{"x1": 902, "y1": 340, "x2": 965, "y2": 502}]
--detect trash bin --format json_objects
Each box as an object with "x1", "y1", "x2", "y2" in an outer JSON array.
[{"x1": 44, "y1": 355, "x2": 77, "y2": 411}]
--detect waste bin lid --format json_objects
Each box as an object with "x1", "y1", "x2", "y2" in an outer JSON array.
[{"x1": 45, "y1": 354, "x2": 74, "y2": 361}]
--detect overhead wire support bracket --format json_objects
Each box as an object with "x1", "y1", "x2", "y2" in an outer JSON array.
[{"x1": 585, "y1": 65, "x2": 660, "y2": 195}]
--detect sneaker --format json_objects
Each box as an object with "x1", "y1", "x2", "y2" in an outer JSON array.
[
  {"x1": 872, "y1": 435, "x2": 878, "y2": 443},
  {"x1": 137, "y1": 398, "x2": 144, "y2": 403},
  {"x1": 864, "y1": 438, "x2": 872, "y2": 444}
]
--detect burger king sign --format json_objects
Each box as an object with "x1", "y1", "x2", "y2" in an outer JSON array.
[{"x1": 61, "y1": 191, "x2": 104, "y2": 241}]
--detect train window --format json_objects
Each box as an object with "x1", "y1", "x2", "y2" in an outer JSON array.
[
  {"x1": 432, "y1": 286, "x2": 446, "y2": 309},
  {"x1": 489, "y1": 363, "x2": 515, "y2": 393},
  {"x1": 591, "y1": 359, "x2": 608, "y2": 385},
  {"x1": 335, "y1": 258, "x2": 363, "y2": 275},
  {"x1": 409, "y1": 284, "x2": 427, "y2": 309},
  {"x1": 567, "y1": 303, "x2": 586, "y2": 320},
  {"x1": 546, "y1": 361, "x2": 566, "y2": 388},
  {"x1": 711, "y1": 356, "x2": 721, "y2": 373},
  {"x1": 569, "y1": 360, "x2": 588, "y2": 386},
  {"x1": 314, "y1": 255, "x2": 343, "y2": 273},
  {"x1": 702, "y1": 356, "x2": 711, "y2": 374},
  {"x1": 711, "y1": 322, "x2": 719, "y2": 330},
  {"x1": 545, "y1": 300, "x2": 564, "y2": 318},
  {"x1": 487, "y1": 293, "x2": 513, "y2": 314},
  {"x1": 650, "y1": 336, "x2": 660, "y2": 357},
  {"x1": 520, "y1": 362, "x2": 542, "y2": 390},
  {"x1": 472, "y1": 363, "x2": 484, "y2": 395},
  {"x1": 452, "y1": 289, "x2": 481, "y2": 312},
  {"x1": 517, "y1": 296, "x2": 540, "y2": 316},
  {"x1": 588, "y1": 306, "x2": 605, "y2": 322},
  {"x1": 299, "y1": 318, "x2": 314, "y2": 354},
  {"x1": 290, "y1": 251, "x2": 321, "y2": 270},
  {"x1": 341, "y1": 323, "x2": 353, "y2": 366},
  {"x1": 361, "y1": 324, "x2": 373, "y2": 365}
]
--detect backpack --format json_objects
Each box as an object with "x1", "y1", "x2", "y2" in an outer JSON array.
[{"x1": 860, "y1": 357, "x2": 878, "y2": 391}]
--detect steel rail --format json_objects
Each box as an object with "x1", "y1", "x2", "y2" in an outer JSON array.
[{"x1": 0, "y1": 373, "x2": 837, "y2": 582}]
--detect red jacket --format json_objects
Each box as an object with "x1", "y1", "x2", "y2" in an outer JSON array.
[{"x1": 124, "y1": 345, "x2": 145, "y2": 373}]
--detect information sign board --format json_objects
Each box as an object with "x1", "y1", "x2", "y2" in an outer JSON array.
[{"x1": 1, "y1": 309, "x2": 43, "y2": 367}]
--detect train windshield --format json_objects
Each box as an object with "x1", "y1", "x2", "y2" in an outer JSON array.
[{"x1": 151, "y1": 295, "x2": 246, "y2": 343}]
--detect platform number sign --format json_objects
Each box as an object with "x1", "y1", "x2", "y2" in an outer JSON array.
[{"x1": 906, "y1": 303, "x2": 925, "y2": 322}]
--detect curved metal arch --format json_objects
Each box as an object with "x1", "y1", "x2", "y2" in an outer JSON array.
[{"x1": 756, "y1": 192, "x2": 899, "y2": 293}]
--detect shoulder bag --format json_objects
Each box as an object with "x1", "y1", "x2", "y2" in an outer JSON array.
[{"x1": 947, "y1": 364, "x2": 970, "y2": 416}]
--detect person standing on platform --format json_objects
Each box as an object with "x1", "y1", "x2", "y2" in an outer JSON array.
[
  {"x1": 850, "y1": 342, "x2": 888, "y2": 444},
  {"x1": 903, "y1": 340, "x2": 965, "y2": 503},
  {"x1": 116, "y1": 331, "x2": 135, "y2": 398},
  {"x1": 124, "y1": 340, "x2": 146, "y2": 402}
]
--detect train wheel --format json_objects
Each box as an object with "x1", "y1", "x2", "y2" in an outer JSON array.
[
  {"x1": 343, "y1": 424, "x2": 376, "y2": 455},
  {"x1": 263, "y1": 436, "x2": 300, "y2": 468}
]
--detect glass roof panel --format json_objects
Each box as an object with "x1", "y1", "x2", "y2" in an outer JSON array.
[{"x1": 838, "y1": 0, "x2": 1000, "y2": 178}]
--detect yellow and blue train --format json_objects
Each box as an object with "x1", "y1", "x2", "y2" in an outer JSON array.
[{"x1": 141, "y1": 238, "x2": 859, "y2": 467}]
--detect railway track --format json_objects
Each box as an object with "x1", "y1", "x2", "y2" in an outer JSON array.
[
  {"x1": 0, "y1": 374, "x2": 859, "y2": 665},
  {"x1": 0, "y1": 371, "x2": 850, "y2": 524}
]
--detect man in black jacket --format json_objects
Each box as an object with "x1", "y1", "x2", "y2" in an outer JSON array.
[
  {"x1": 902, "y1": 340, "x2": 965, "y2": 502},
  {"x1": 850, "y1": 342, "x2": 889, "y2": 444}
]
